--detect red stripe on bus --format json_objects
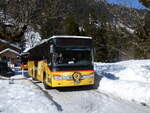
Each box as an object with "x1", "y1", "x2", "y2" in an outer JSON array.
[{"x1": 51, "y1": 70, "x2": 94, "y2": 73}]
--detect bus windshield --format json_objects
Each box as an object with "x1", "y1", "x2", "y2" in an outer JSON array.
[{"x1": 53, "y1": 47, "x2": 92, "y2": 66}]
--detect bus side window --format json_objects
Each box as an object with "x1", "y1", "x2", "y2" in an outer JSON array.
[
  {"x1": 50, "y1": 45, "x2": 53, "y2": 53},
  {"x1": 48, "y1": 54, "x2": 52, "y2": 66}
]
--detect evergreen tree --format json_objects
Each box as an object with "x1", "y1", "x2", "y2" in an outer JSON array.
[{"x1": 63, "y1": 15, "x2": 80, "y2": 35}]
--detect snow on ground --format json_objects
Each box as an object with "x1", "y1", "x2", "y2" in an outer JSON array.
[
  {"x1": 95, "y1": 60, "x2": 150, "y2": 106},
  {"x1": 0, "y1": 75, "x2": 59, "y2": 113},
  {"x1": 1, "y1": 67, "x2": 150, "y2": 113}
]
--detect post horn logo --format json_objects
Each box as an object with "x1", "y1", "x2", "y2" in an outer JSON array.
[{"x1": 72, "y1": 72, "x2": 81, "y2": 82}]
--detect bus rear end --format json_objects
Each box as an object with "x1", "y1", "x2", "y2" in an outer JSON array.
[{"x1": 20, "y1": 53, "x2": 29, "y2": 70}]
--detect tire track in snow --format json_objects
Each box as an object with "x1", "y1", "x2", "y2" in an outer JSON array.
[{"x1": 26, "y1": 78, "x2": 63, "y2": 112}]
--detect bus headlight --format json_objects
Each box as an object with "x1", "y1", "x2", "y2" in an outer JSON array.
[
  {"x1": 53, "y1": 76, "x2": 73, "y2": 80},
  {"x1": 62, "y1": 76, "x2": 73, "y2": 80},
  {"x1": 81, "y1": 74, "x2": 94, "y2": 79},
  {"x1": 53, "y1": 76, "x2": 63, "y2": 80}
]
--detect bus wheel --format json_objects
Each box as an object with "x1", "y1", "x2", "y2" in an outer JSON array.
[{"x1": 43, "y1": 74, "x2": 50, "y2": 89}]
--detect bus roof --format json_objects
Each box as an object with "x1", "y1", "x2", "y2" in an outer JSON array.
[
  {"x1": 36, "y1": 35, "x2": 92, "y2": 49},
  {"x1": 23, "y1": 35, "x2": 92, "y2": 53},
  {"x1": 51, "y1": 35, "x2": 92, "y2": 39}
]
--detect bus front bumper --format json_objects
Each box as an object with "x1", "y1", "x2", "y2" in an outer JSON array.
[{"x1": 48, "y1": 74, "x2": 94, "y2": 87}]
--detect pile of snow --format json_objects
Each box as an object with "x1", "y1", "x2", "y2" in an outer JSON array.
[
  {"x1": 95, "y1": 60, "x2": 150, "y2": 106},
  {"x1": 0, "y1": 75, "x2": 59, "y2": 113}
]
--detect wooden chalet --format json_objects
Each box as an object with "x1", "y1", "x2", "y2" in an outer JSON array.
[{"x1": 0, "y1": 39, "x2": 21, "y2": 65}]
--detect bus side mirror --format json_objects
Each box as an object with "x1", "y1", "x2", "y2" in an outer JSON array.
[{"x1": 50, "y1": 45, "x2": 53, "y2": 53}]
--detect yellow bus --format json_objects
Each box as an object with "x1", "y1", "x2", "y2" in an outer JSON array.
[
  {"x1": 20, "y1": 53, "x2": 29, "y2": 70},
  {"x1": 27, "y1": 36, "x2": 95, "y2": 89}
]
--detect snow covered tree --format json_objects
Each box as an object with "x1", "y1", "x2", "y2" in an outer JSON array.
[
  {"x1": 63, "y1": 15, "x2": 80, "y2": 35},
  {"x1": 24, "y1": 26, "x2": 41, "y2": 50}
]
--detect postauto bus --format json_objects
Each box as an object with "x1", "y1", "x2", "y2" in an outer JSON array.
[{"x1": 27, "y1": 36, "x2": 95, "y2": 88}]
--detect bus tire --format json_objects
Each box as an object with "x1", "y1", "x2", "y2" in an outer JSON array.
[{"x1": 43, "y1": 73, "x2": 50, "y2": 89}]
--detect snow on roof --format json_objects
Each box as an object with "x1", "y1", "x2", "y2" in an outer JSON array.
[
  {"x1": 51, "y1": 35, "x2": 92, "y2": 39},
  {"x1": 23, "y1": 39, "x2": 46, "y2": 53},
  {"x1": 23, "y1": 35, "x2": 92, "y2": 53},
  {"x1": 0, "y1": 39, "x2": 21, "y2": 50},
  {"x1": 0, "y1": 48, "x2": 20, "y2": 55},
  {"x1": 39, "y1": 35, "x2": 92, "y2": 46},
  {"x1": 23, "y1": 48, "x2": 31, "y2": 53}
]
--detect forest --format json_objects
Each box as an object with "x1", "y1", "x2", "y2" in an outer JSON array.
[{"x1": 0, "y1": 0, "x2": 149, "y2": 62}]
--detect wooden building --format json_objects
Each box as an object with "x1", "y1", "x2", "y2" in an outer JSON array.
[{"x1": 0, "y1": 39, "x2": 21, "y2": 66}]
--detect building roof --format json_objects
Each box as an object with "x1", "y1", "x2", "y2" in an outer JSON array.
[
  {"x1": 0, "y1": 39, "x2": 21, "y2": 50},
  {"x1": 0, "y1": 48, "x2": 20, "y2": 55}
]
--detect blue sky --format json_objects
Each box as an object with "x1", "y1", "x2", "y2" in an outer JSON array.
[{"x1": 106, "y1": 0, "x2": 147, "y2": 9}]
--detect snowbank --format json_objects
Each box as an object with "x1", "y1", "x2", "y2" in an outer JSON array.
[
  {"x1": 95, "y1": 60, "x2": 150, "y2": 106},
  {"x1": 0, "y1": 75, "x2": 60, "y2": 113}
]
